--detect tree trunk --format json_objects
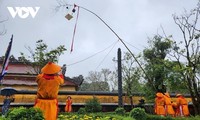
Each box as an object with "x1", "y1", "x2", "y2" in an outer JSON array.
[
  {"x1": 129, "y1": 96, "x2": 133, "y2": 109},
  {"x1": 188, "y1": 77, "x2": 200, "y2": 115},
  {"x1": 191, "y1": 98, "x2": 200, "y2": 115}
]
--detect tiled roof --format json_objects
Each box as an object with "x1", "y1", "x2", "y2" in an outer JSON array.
[
  {"x1": 1, "y1": 79, "x2": 37, "y2": 86},
  {"x1": 1, "y1": 79, "x2": 76, "y2": 86},
  {"x1": 2, "y1": 75, "x2": 77, "y2": 86},
  {"x1": 63, "y1": 80, "x2": 77, "y2": 86},
  {"x1": 0, "y1": 64, "x2": 36, "y2": 74},
  {"x1": 0, "y1": 62, "x2": 78, "y2": 86}
]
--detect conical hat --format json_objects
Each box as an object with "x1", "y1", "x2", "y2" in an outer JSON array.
[
  {"x1": 165, "y1": 92, "x2": 170, "y2": 97},
  {"x1": 156, "y1": 92, "x2": 163, "y2": 97},
  {"x1": 176, "y1": 94, "x2": 182, "y2": 97},
  {"x1": 41, "y1": 62, "x2": 61, "y2": 74}
]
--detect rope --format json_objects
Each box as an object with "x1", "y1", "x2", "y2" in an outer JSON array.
[
  {"x1": 64, "y1": 3, "x2": 156, "y2": 90},
  {"x1": 67, "y1": 41, "x2": 118, "y2": 66},
  {"x1": 95, "y1": 40, "x2": 118, "y2": 70}
]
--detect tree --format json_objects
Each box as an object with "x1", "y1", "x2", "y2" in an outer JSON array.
[
  {"x1": 80, "y1": 80, "x2": 110, "y2": 92},
  {"x1": 80, "y1": 69, "x2": 114, "y2": 91},
  {"x1": 109, "y1": 71, "x2": 118, "y2": 92},
  {"x1": 164, "y1": 61, "x2": 189, "y2": 94},
  {"x1": 170, "y1": 2, "x2": 200, "y2": 114},
  {"x1": 120, "y1": 52, "x2": 143, "y2": 108},
  {"x1": 20, "y1": 40, "x2": 67, "y2": 74},
  {"x1": 79, "y1": 81, "x2": 91, "y2": 91},
  {"x1": 85, "y1": 70, "x2": 110, "y2": 91},
  {"x1": 143, "y1": 35, "x2": 172, "y2": 100},
  {"x1": 101, "y1": 69, "x2": 111, "y2": 82}
]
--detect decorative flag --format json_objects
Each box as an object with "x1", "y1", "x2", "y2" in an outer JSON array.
[
  {"x1": 70, "y1": 4, "x2": 80, "y2": 52},
  {"x1": 0, "y1": 35, "x2": 13, "y2": 81}
]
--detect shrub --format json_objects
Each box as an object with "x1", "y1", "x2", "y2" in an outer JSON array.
[
  {"x1": 0, "y1": 116, "x2": 7, "y2": 120},
  {"x1": 85, "y1": 97, "x2": 102, "y2": 113},
  {"x1": 147, "y1": 115, "x2": 168, "y2": 120},
  {"x1": 115, "y1": 107, "x2": 126, "y2": 115},
  {"x1": 77, "y1": 108, "x2": 86, "y2": 114},
  {"x1": 129, "y1": 107, "x2": 147, "y2": 120},
  {"x1": 6, "y1": 107, "x2": 44, "y2": 120},
  {"x1": 146, "y1": 114, "x2": 174, "y2": 120}
]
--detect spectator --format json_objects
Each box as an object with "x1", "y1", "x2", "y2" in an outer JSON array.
[
  {"x1": 65, "y1": 96, "x2": 72, "y2": 112},
  {"x1": 2, "y1": 96, "x2": 14, "y2": 116}
]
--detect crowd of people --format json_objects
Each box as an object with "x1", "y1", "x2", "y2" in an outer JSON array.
[{"x1": 154, "y1": 91, "x2": 190, "y2": 117}]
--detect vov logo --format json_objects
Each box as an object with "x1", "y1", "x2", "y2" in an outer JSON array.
[{"x1": 7, "y1": 7, "x2": 40, "y2": 19}]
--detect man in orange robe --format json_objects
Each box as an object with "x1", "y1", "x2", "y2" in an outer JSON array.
[
  {"x1": 155, "y1": 92, "x2": 165, "y2": 116},
  {"x1": 65, "y1": 96, "x2": 72, "y2": 112},
  {"x1": 34, "y1": 62, "x2": 64, "y2": 120},
  {"x1": 164, "y1": 92, "x2": 175, "y2": 117},
  {"x1": 175, "y1": 94, "x2": 190, "y2": 117}
]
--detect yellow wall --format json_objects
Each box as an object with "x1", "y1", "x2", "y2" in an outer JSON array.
[
  {"x1": 0, "y1": 94, "x2": 145, "y2": 105},
  {"x1": 0, "y1": 94, "x2": 192, "y2": 107}
]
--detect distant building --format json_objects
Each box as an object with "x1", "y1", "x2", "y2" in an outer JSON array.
[
  {"x1": 0, "y1": 57, "x2": 84, "y2": 104},
  {"x1": 0, "y1": 57, "x2": 83, "y2": 91}
]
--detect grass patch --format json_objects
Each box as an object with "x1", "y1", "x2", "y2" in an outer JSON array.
[
  {"x1": 58, "y1": 113, "x2": 200, "y2": 120},
  {"x1": 58, "y1": 112, "x2": 134, "y2": 120}
]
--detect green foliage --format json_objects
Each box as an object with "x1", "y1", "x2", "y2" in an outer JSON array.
[
  {"x1": 120, "y1": 52, "x2": 144, "y2": 107},
  {"x1": 77, "y1": 108, "x2": 86, "y2": 114},
  {"x1": 146, "y1": 114, "x2": 174, "y2": 120},
  {"x1": 57, "y1": 112, "x2": 200, "y2": 120},
  {"x1": 85, "y1": 97, "x2": 102, "y2": 113},
  {"x1": 122, "y1": 117, "x2": 135, "y2": 120},
  {"x1": 20, "y1": 39, "x2": 67, "y2": 74},
  {"x1": 129, "y1": 108, "x2": 147, "y2": 120},
  {"x1": 164, "y1": 61, "x2": 189, "y2": 93},
  {"x1": 115, "y1": 107, "x2": 126, "y2": 116},
  {"x1": 143, "y1": 35, "x2": 173, "y2": 100},
  {"x1": 6, "y1": 107, "x2": 44, "y2": 120},
  {"x1": 174, "y1": 115, "x2": 200, "y2": 120},
  {"x1": 143, "y1": 84, "x2": 155, "y2": 101},
  {"x1": 171, "y1": 2, "x2": 200, "y2": 114},
  {"x1": 58, "y1": 112, "x2": 133, "y2": 120},
  {"x1": 122, "y1": 52, "x2": 143, "y2": 93},
  {"x1": 0, "y1": 116, "x2": 7, "y2": 120}
]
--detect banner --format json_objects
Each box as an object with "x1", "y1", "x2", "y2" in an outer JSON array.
[{"x1": 0, "y1": 35, "x2": 13, "y2": 81}]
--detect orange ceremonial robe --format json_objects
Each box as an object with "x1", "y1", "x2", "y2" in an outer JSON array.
[
  {"x1": 155, "y1": 92, "x2": 166, "y2": 116},
  {"x1": 34, "y1": 74, "x2": 64, "y2": 120},
  {"x1": 176, "y1": 96, "x2": 190, "y2": 117},
  {"x1": 65, "y1": 99, "x2": 72, "y2": 112},
  {"x1": 35, "y1": 99, "x2": 58, "y2": 120},
  {"x1": 164, "y1": 93, "x2": 175, "y2": 116}
]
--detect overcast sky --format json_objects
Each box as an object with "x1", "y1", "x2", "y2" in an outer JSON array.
[{"x1": 0, "y1": 0, "x2": 198, "y2": 77}]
